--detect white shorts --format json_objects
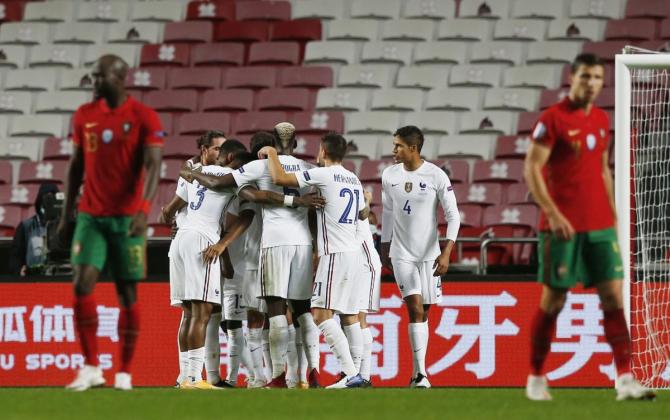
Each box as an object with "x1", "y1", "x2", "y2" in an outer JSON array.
[
  {"x1": 259, "y1": 245, "x2": 313, "y2": 301},
  {"x1": 173, "y1": 230, "x2": 222, "y2": 305},
  {"x1": 241, "y1": 269, "x2": 266, "y2": 312},
  {"x1": 392, "y1": 259, "x2": 442, "y2": 305},
  {"x1": 358, "y1": 241, "x2": 382, "y2": 313},
  {"x1": 312, "y1": 251, "x2": 361, "y2": 315},
  {"x1": 169, "y1": 240, "x2": 184, "y2": 307}
]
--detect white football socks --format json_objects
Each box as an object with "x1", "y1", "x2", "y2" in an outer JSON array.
[
  {"x1": 268, "y1": 315, "x2": 289, "y2": 379},
  {"x1": 261, "y1": 328, "x2": 272, "y2": 380},
  {"x1": 408, "y1": 321, "x2": 428, "y2": 377},
  {"x1": 343, "y1": 322, "x2": 363, "y2": 372},
  {"x1": 187, "y1": 346, "x2": 205, "y2": 384},
  {"x1": 247, "y1": 328, "x2": 266, "y2": 382},
  {"x1": 204, "y1": 312, "x2": 222, "y2": 383},
  {"x1": 297, "y1": 312, "x2": 320, "y2": 372},
  {"x1": 295, "y1": 325, "x2": 308, "y2": 383},
  {"x1": 227, "y1": 327, "x2": 246, "y2": 385},
  {"x1": 286, "y1": 324, "x2": 299, "y2": 385},
  {"x1": 319, "y1": 318, "x2": 357, "y2": 378},
  {"x1": 178, "y1": 351, "x2": 188, "y2": 383},
  {"x1": 360, "y1": 327, "x2": 373, "y2": 381}
]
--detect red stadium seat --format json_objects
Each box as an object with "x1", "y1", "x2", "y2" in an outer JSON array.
[
  {"x1": 483, "y1": 204, "x2": 538, "y2": 231},
  {"x1": 214, "y1": 21, "x2": 270, "y2": 43},
  {"x1": 0, "y1": 160, "x2": 12, "y2": 184},
  {"x1": 594, "y1": 87, "x2": 615, "y2": 110},
  {"x1": 0, "y1": 184, "x2": 39, "y2": 206},
  {"x1": 232, "y1": 111, "x2": 288, "y2": 134},
  {"x1": 434, "y1": 159, "x2": 468, "y2": 184},
  {"x1": 292, "y1": 134, "x2": 321, "y2": 160},
  {"x1": 176, "y1": 112, "x2": 231, "y2": 136},
  {"x1": 660, "y1": 19, "x2": 670, "y2": 40},
  {"x1": 126, "y1": 67, "x2": 168, "y2": 92},
  {"x1": 144, "y1": 90, "x2": 198, "y2": 113},
  {"x1": 506, "y1": 183, "x2": 533, "y2": 205},
  {"x1": 256, "y1": 88, "x2": 311, "y2": 111},
  {"x1": 291, "y1": 111, "x2": 344, "y2": 135},
  {"x1": 147, "y1": 204, "x2": 171, "y2": 237},
  {"x1": 271, "y1": 20, "x2": 322, "y2": 42},
  {"x1": 539, "y1": 88, "x2": 568, "y2": 109},
  {"x1": 163, "y1": 21, "x2": 214, "y2": 43},
  {"x1": 581, "y1": 41, "x2": 630, "y2": 63},
  {"x1": 517, "y1": 112, "x2": 542, "y2": 135},
  {"x1": 236, "y1": 1, "x2": 291, "y2": 22},
  {"x1": 278, "y1": 66, "x2": 332, "y2": 89},
  {"x1": 163, "y1": 136, "x2": 196, "y2": 160},
  {"x1": 161, "y1": 159, "x2": 183, "y2": 183},
  {"x1": 605, "y1": 19, "x2": 656, "y2": 41},
  {"x1": 201, "y1": 89, "x2": 254, "y2": 112},
  {"x1": 0, "y1": 2, "x2": 26, "y2": 24},
  {"x1": 625, "y1": 0, "x2": 670, "y2": 19},
  {"x1": 191, "y1": 42, "x2": 245, "y2": 67},
  {"x1": 159, "y1": 182, "x2": 180, "y2": 204},
  {"x1": 168, "y1": 67, "x2": 222, "y2": 90},
  {"x1": 42, "y1": 137, "x2": 73, "y2": 161},
  {"x1": 358, "y1": 159, "x2": 394, "y2": 182},
  {"x1": 248, "y1": 42, "x2": 300, "y2": 66},
  {"x1": 494, "y1": 135, "x2": 531, "y2": 160},
  {"x1": 140, "y1": 43, "x2": 191, "y2": 67},
  {"x1": 453, "y1": 183, "x2": 503, "y2": 206},
  {"x1": 223, "y1": 66, "x2": 277, "y2": 89},
  {"x1": 18, "y1": 161, "x2": 67, "y2": 184},
  {"x1": 186, "y1": 0, "x2": 236, "y2": 22},
  {"x1": 0, "y1": 203, "x2": 21, "y2": 233},
  {"x1": 472, "y1": 160, "x2": 524, "y2": 184},
  {"x1": 453, "y1": 204, "x2": 483, "y2": 228},
  {"x1": 362, "y1": 183, "x2": 382, "y2": 207},
  {"x1": 158, "y1": 113, "x2": 174, "y2": 136}
]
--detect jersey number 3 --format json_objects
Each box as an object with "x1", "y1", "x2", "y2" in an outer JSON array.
[{"x1": 190, "y1": 186, "x2": 206, "y2": 211}]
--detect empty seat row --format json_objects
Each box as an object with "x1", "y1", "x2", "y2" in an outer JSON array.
[
  {"x1": 0, "y1": 91, "x2": 91, "y2": 114},
  {"x1": 0, "y1": 43, "x2": 140, "y2": 68}
]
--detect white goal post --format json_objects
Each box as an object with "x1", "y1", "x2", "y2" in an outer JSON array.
[{"x1": 616, "y1": 52, "x2": 670, "y2": 389}]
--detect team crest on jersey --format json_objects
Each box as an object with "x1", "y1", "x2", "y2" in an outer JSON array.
[
  {"x1": 102, "y1": 129, "x2": 113, "y2": 144},
  {"x1": 123, "y1": 122, "x2": 132, "y2": 134},
  {"x1": 586, "y1": 134, "x2": 597, "y2": 150},
  {"x1": 405, "y1": 182, "x2": 413, "y2": 193},
  {"x1": 419, "y1": 182, "x2": 427, "y2": 191}
]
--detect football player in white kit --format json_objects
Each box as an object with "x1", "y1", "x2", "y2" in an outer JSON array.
[
  {"x1": 260, "y1": 132, "x2": 370, "y2": 388},
  {"x1": 180, "y1": 124, "x2": 325, "y2": 388},
  {"x1": 381, "y1": 126, "x2": 461, "y2": 388}
]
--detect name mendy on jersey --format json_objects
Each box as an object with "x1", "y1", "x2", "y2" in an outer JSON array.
[{"x1": 333, "y1": 173, "x2": 361, "y2": 186}]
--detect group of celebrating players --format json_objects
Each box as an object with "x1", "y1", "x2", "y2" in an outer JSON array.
[{"x1": 58, "y1": 52, "x2": 656, "y2": 400}]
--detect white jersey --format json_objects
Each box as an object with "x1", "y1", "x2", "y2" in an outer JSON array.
[
  {"x1": 225, "y1": 198, "x2": 247, "y2": 274},
  {"x1": 381, "y1": 161, "x2": 460, "y2": 262},
  {"x1": 174, "y1": 159, "x2": 201, "y2": 229},
  {"x1": 297, "y1": 165, "x2": 365, "y2": 256},
  {"x1": 232, "y1": 156, "x2": 313, "y2": 248},
  {"x1": 180, "y1": 165, "x2": 236, "y2": 244},
  {"x1": 239, "y1": 200, "x2": 261, "y2": 271}
]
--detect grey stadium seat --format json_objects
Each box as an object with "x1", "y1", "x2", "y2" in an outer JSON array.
[
  {"x1": 425, "y1": 87, "x2": 483, "y2": 111},
  {"x1": 326, "y1": 19, "x2": 380, "y2": 42},
  {"x1": 413, "y1": 41, "x2": 468, "y2": 65},
  {"x1": 316, "y1": 88, "x2": 369, "y2": 112},
  {"x1": 337, "y1": 65, "x2": 394, "y2": 88},
  {"x1": 371, "y1": 88, "x2": 424, "y2": 112}
]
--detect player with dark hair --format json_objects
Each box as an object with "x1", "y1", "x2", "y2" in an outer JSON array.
[
  {"x1": 381, "y1": 125, "x2": 460, "y2": 388},
  {"x1": 58, "y1": 54, "x2": 163, "y2": 391},
  {"x1": 524, "y1": 53, "x2": 655, "y2": 401}
]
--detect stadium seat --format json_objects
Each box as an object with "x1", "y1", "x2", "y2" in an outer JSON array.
[
  {"x1": 413, "y1": 41, "x2": 468, "y2": 65},
  {"x1": 625, "y1": 0, "x2": 670, "y2": 19},
  {"x1": 493, "y1": 19, "x2": 546, "y2": 41},
  {"x1": 660, "y1": 19, "x2": 670, "y2": 40},
  {"x1": 450, "y1": 64, "x2": 503, "y2": 87},
  {"x1": 42, "y1": 137, "x2": 74, "y2": 161},
  {"x1": 291, "y1": 0, "x2": 346, "y2": 21},
  {"x1": 292, "y1": 135, "x2": 321, "y2": 160},
  {"x1": 0, "y1": 137, "x2": 42, "y2": 160},
  {"x1": 223, "y1": 66, "x2": 276, "y2": 89},
  {"x1": 18, "y1": 161, "x2": 68, "y2": 184},
  {"x1": 271, "y1": 19, "x2": 322, "y2": 42},
  {"x1": 4, "y1": 68, "x2": 57, "y2": 91},
  {"x1": 594, "y1": 87, "x2": 615, "y2": 110},
  {"x1": 10, "y1": 115, "x2": 65, "y2": 137},
  {"x1": 337, "y1": 65, "x2": 394, "y2": 88},
  {"x1": 560, "y1": 63, "x2": 615, "y2": 87},
  {"x1": 144, "y1": 90, "x2": 198, "y2": 113},
  {"x1": 140, "y1": 44, "x2": 191, "y2": 67},
  {"x1": 436, "y1": 19, "x2": 491, "y2": 42},
  {"x1": 495, "y1": 134, "x2": 531, "y2": 159},
  {"x1": 0, "y1": 1, "x2": 26, "y2": 24},
  {"x1": 326, "y1": 19, "x2": 380, "y2": 41},
  {"x1": 164, "y1": 21, "x2": 213, "y2": 44},
  {"x1": 455, "y1": 204, "x2": 484, "y2": 228},
  {"x1": 426, "y1": 87, "x2": 482, "y2": 111},
  {"x1": 346, "y1": 111, "x2": 400, "y2": 135},
  {"x1": 396, "y1": 66, "x2": 448, "y2": 90},
  {"x1": 371, "y1": 89, "x2": 423, "y2": 112},
  {"x1": 362, "y1": 183, "x2": 382, "y2": 206},
  {"x1": 403, "y1": 111, "x2": 458, "y2": 135},
  {"x1": 513, "y1": 0, "x2": 567, "y2": 19},
  {"x1": 158, "y1": 113, "x2": 174, "y2": 136},
  {"x1": 381, "y1": 19, "x2": 434, "y2": 42},
  {"x1": 247, "y1": 42, "x2": 300, "y2": 66},
  {"x1": 0, "y1": 22, "x2": 50, "y2": 45},
  {"x1": 176, "y1": 112, "x2": 231, "y2": 136},
  {"x1": 484, "y1": 88, "x2": 539, "y2": 112},
  {"x1": 483, "y1": 204, "x2": 538, "y2": 230},
  {"x1": 350, "y1": 0, "x2": 402, "y2": 20},
  {"x1": 437, "y1": 134, "x2": 495, "y2": 159},
  {"x1": 569, "y1": 0, "x2": 623, "y2": 20},
  {"x1": 77, "y1": 1, "x2": 128, "y2": 23},
  {"x1": 162, "y1": 136, "x2": 195, "y2": 159},
  {"x1": 28, "y1": 44, "x2": 81, "y2": 68},
  {"x1": 160, "y1": 159, "x2": 183, "y2": 183},
  {"x1": 358, "y1": 159, "x2": 395, "y2": 182},
  {"x1": 191, "y1": 42, "x2": 245, "y2": 67},
  {"x1": 0, "y1": 45, "x2": 28, "y2": 69},
  {"x1": 581, "y1": 41, "x2": 629, "y2": 63},
  {"x1": 0, "y1": 184, "x2": 39, "y2": 206},
  {"x1": 459, "y1": 111, "x2": 516, "y2": 135},
  {"x1": 233, "y1": 111, "x2": 288, "y2": 134},
  {"x1": 186, "y1": 0, "x2": 236, "y2": 22},
  {"x1": 344, "y1": 134, "x2": 380, "y2": 159},
  {"x1": 360, "y1": 42, "x2": 413, "y2": 65},
  {"x1": 214, "y1": 21, "x2": 270, "y2": 43},
  {"x1": 168, "y1": 67, "x2": 221, "y2": 91},
  {"x1": 403, "y1": 0, "x2": 456, "y2": 20},
  {"x1": 473, "y1": 159, "x2": 524, "y2": 183},
  {"x1": 605, "y1": 19, "x2": 656, "y2": 41},
  {"x1": 53, "y1": 23, "x2": 106, "y2": 45},
  {"x1": 539, "y1": 88, "x2": 568, "y2": 109},
  {"x1": 454, "y1": 182, "x2": 503, "y2": 206},
  {"x1": 107, "y1": 23, "x2": 163, "y2": 45},
  {"x1": 460, "y1": 0, "x2": 512, "y2": 19},
  {"x1": 526, "y1": 42, "x2": 582, "y2": 64},
  {"x1": 291, "y1": 111, "x2": 345, "y2": 134},
  {"x1": 504, "y1": 66, "x2": 559, "y2": 89},
  {"x1": 131, "y1": 1, "x2": 184, "y2": 23},
  {"x1": 257, "y1": 88, "x2": 311, "y2": 111},
  {"x1": 316, "y1": 88, "x2": 368, "y2": 112},
  {"x1": 23, "y1": 1, "x2": 73, "y2": 23},
  {"x1": 303, "y1": 41, "x2": 357, "y2": 65},
  {"x1": 278, "y1": 66, "x2": 332, "y2": 89},
  {"x1": 0, "y1": 204, "x2": 22, "y2": 233},
  {"x1": 506, "y1": 182, "x2": 534, "y2": 204},
  {"x1": 34, "y1": 91, "x2": 90, "y2": 114},
  {"x1": 126, "y1": 67, "x2": 168, "y2": 92},
  {"x1": 236, "y1": 1, "x2": 291, "y2": 22},
  {"x1": 470, "y1": 42, "x2": 524, "y2": 65},
  {"x1": 0, "y1": 160, "x2": 11, "y2": 185},
  {"x1": 83, "y1": 44, "x2": 139, "y2": 67},
  {"x1": 439, "y1": 159, "x2": 469, "y2": 184},
  {"x1": 58, "y1": 68, "x2": 94, "y2": 91},
  {"x1": 547, "y1": 18, "x2": 605, "y2": 41},
  {"x1": 377, "y1": 134, "x2": 436, "y2": 159},
  {"x1": 516, "y1": 111, "x2": 542, "y2": 134},
  {"x1": 0, "y1": 91, "x2": 31, "y2": 114},
  {"x1": 200, "y1": 88, "x2": 253, "y2": 112},
  {"x1": 0, "y1": 115, "x2": 8, "y2": 137}
]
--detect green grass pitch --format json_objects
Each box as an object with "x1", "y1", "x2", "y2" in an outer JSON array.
[{"x1": 2, "y1": 388, "x2": 669, "y2": 420}]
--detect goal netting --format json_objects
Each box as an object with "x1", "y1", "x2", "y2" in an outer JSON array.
[{"x1": 617, "y1": 52, "x2": 670, "y2": 389}]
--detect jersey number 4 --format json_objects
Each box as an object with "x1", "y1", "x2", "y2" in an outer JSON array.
[
  {"x1": 338, "y1": 188, "x2": 360, "y2": 224},
  {"x1": 403, "y1": 200, "x2": 411, "y2": 215}
]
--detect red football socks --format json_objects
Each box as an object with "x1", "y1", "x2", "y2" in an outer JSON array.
[
  {"x1": 603, "y1": 308, "x2": 632, "y2": 375},
  {"x1": 119, "y1": 303, "x2": 140, "y2": 373},
  {"x1": 529, "y1": 308, "x2": 559, "y2": 375},
  {"x1": 74, "y1": 294, "x2": 99, "y2": 366}
]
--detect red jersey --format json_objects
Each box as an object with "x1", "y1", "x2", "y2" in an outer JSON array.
[
  {"x1": 72, "y1": 96, "x2": 163, "y2": 217},
  {"x1": 531, "y1": 97, "x2": 613, "y2": 232}
]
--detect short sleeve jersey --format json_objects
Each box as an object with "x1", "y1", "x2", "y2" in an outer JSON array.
[
  {"x1": 531, "y1": 97, "x2": 613, "y2": 232},
  {"x1": 180, "y1": 166, "x2": 236, "y2": 244},
  {"x1": 382, "y1": 161, "x2": 455, "y2": 262},
  {"x1": 232, "y1": 156, "x2": 313, "y2": 248},
  {"x1": 71, "y1": 96, "x2": 164, "y2": 216},
  {"x1": 297, "y1": 165, "x2": 365, "y2": 256}
]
